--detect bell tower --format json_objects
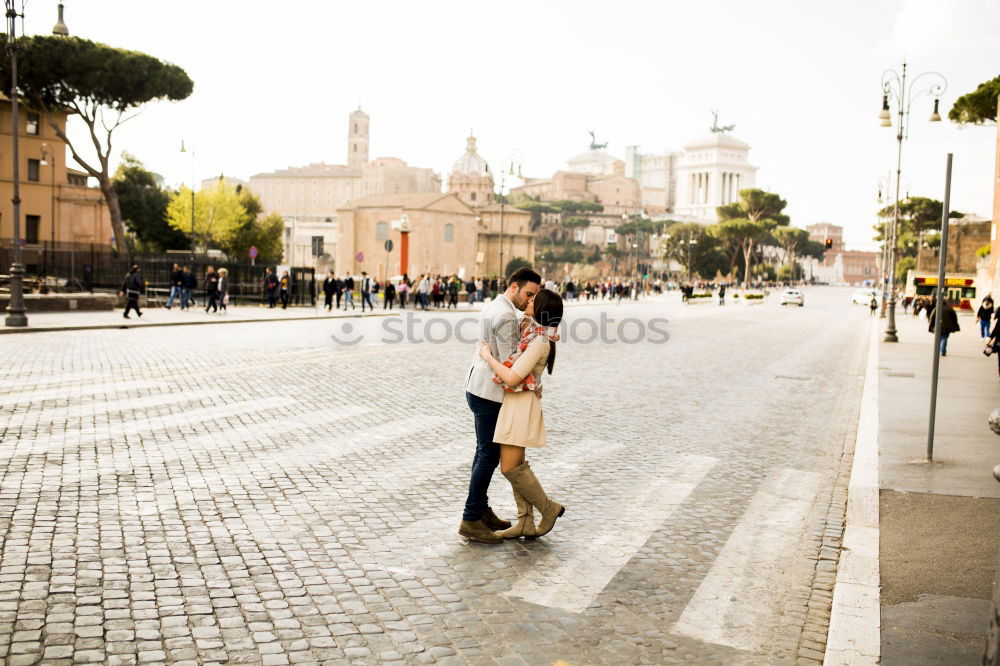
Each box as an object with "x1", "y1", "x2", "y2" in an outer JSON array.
[{"x1": 348, "y1": 108, "x2": 369, "y2": 167}]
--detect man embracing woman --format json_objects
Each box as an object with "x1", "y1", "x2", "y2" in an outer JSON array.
[{"x1": 459, "y1": 267, "x2": 566, "y2": 544}]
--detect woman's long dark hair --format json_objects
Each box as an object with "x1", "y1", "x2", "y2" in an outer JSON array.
[{"x1": 532, "y1": 288, "x2": 563, "y2": 374}]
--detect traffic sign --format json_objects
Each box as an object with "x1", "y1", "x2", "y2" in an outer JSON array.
[
  {"x1": 356, "y1": 251, "x2": 364, "y2": 263},
  {"x1": 249, "y1": 246, "x2": 258, "y2": 259},
  {"x1": 384, "y1": 240, "x2": 394, "y2": 252}
]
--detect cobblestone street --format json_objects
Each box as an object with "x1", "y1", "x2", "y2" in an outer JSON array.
[{"x1": 0, "y1": 287, "x2": 871, "y2": 665}]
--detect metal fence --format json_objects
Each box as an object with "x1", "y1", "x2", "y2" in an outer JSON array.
[{"x1": 0, "y1": 240, "x2": 316, "y2": 306}]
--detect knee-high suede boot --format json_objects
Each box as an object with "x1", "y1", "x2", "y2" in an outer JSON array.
[
  {"x1": 494, "y1": 487, "x2": 537, "y2": 539},
  {"x1": 503, "y1": 461, "x2": 564, "y2": 537}
]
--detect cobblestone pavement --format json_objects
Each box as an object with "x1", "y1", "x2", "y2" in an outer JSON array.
[{"x1": 0, "y1": 287, "x2": 871, "y2": 665}]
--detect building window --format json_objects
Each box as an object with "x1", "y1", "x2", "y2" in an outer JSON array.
[
  {"x1": 444, "y1": 224, "x2": 454, "y2": 243},
  {"x1": 376, "y1": 221, "x2": 387, "y2": 240},
  {"x1": 25, "y1": 215, "x2": 40, "y2": 244},
  {"x1": 27, "y1": 158, "x2": 39, "y2": 182},
  {"x1": 25, "y1": 113, "x2": 39, "y2": 135},
  {"x1": 470, "y1": 192, "x2": 476, "y2": 202}
]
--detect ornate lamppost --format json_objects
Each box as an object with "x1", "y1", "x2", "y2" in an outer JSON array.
[
  {"x1": 4, "y1": 0, "x2": 27, "y2": 326},
  {"x1": 879, "y1": 62, "x2": 946, "y2": 342}
]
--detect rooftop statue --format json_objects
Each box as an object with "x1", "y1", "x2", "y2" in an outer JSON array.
[
  {"x1": 710, "y1": 110, "x2": 735, "y2": 134},
  {"x1": 588, "y1": 130, "x2": 608, "y2": 151}
]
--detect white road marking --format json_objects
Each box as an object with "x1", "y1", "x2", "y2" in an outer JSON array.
[
  {"x1": 503, "y1": 453, "x2": 717, "y2": 612},
  {"x1": 672, "y1": 467, "x2": 823, "y2": 652}
]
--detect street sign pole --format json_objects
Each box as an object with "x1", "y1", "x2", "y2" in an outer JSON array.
[{"x1": 927, "y1": 153, "x2": 953, "y2": 462}]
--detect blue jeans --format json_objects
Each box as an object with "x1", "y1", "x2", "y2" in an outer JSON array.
[
  {"x1": 463, "y1": 391, "x2": 502, "y2": 522},
  {"x1": 980, "y1": 319, "x2": 990, "y2": 338},
  {"x1": 940, "y1": 332, "x2": 950, "y2": 355},
  {"x1": 181, "y1": 287, "x2": 192, "y2": 309},
  {"x1": 167, "y1": 285, "x2": 181, "y2": 308}
]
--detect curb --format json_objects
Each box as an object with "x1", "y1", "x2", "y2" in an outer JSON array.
[
  {"x1": 824, "y1": 321, "x2": 881, "y2": 665},
  {"x1": 0, "y1": 308, "x2": 413, "y2": 335}
]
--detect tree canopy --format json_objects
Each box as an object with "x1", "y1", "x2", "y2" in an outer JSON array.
[
  {"x1": 112, "y1": 153, "x2": 186, "y2": 253},
  {"x1": 166, "y1": 181, "x2": 283, "y2": 264},
  {"x1": 714, "y1": 188, "x2": 790, "y2": 285},
  {"x1": 0, "y1": 35, "x2": 194, "y2": 256},
  {"x1": 948, "y1": 75, "x2": 999, "y2": 125}
]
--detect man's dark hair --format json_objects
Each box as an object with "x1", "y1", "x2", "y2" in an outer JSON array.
[{"x1": 508, "y1": 266, "x2": 541, "y2": 287}]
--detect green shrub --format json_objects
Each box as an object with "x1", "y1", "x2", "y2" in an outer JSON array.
[{"x1": 744, "y1": 293, "x2": 764, "y2": 300}]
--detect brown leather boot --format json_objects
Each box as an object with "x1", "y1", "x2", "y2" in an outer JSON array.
[
  {"x1": 503, "y1": 461, "x2": 564, "y2": 537},
  {"x1": 495, "y1": 488, "x2": 537, "y2": 539},
  {"x1": 458, "y1": 519, "x2": 502, "y2": 544},
  {"x1": 481, "y1": 506, "x2": 512, "y2": 531}
]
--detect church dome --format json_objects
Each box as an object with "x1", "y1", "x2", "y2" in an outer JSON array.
[{"x1": 452, "y1": 135, "x2": 489, "y2": 176}]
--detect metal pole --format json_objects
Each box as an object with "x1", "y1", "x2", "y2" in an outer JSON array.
[
  {"x1": 884, "y1": 63, "x2": 907, "y2": 342},
  {"x1": 4, "y1": 1, "x2": 27, "y2": 327},
  {"x1": 927, "y1": 153, "x2": 953, "y2": 462}
]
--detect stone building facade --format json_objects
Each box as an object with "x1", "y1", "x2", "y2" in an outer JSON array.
[
  {"x1": 0, "y1": 100, "x2": 112, "y2": 259},
  {"x1": 248, "y1": 109, "x2": 441, "y2": 271}
]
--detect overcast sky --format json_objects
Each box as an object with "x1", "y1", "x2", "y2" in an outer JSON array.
[{"x1": 20, "y1": 0, "x2": 1000, "y2": 247}]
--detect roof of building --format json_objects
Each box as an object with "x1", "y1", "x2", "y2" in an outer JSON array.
[
  {"x1": 682, "y1": 133, "x2": 751, "y2": 151},
  {"x1": 451, "y1": 136, "x2": 490, "y2": 177},
  {"x1": 337, "y1": 192, "x2": 458, "y2": 211},
  {"x1": 250, "y1": 162, "x2": 362, "y2": 179}
]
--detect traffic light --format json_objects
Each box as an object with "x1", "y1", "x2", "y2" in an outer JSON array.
[{"x1": 825, "y1": 238, "x2": 833, "y2": 249}]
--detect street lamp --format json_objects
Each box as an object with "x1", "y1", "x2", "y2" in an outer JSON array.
[
  {"x1": 40, "y1": 143, "x2": 57, "y2": 276},
  {"x1": 52, "y1": 2, "x2": 69, "y2": 36},
  {"x1": 4, "y1": 0, "x2": 27, "y2": 326},
  {"x1": 494, "y1": 161, "x2": 521, "y2": 280},
  {"x1": 879, "y1": 63, "x2": 946, "y2": 342},
  {"x1": 180, "y1": 140, "x2": 195, "y2": 258}
]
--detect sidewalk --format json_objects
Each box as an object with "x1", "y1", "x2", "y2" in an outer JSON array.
[{"x1": 875, "y1": 311, "x2": 1000, "y2": 665}]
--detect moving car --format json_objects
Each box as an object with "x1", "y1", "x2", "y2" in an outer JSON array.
[
  {"x1": 780, "y1": 289, "x2": 804, "y2": 306},
  {"x1": 852, "y1": 289, "x2": 877, "y2": 305}
]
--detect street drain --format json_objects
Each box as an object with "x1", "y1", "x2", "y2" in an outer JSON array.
[
  {"x1": 886, "y1": 371, "x2": 915, "y2": 377},
  {"x1": 775, "y1": 375, "x2": 809, "y2": 381}
]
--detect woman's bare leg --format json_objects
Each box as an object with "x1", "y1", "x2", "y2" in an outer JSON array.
[{"x1": 499, "y1": 444, "x2": 525, "y2": 474}]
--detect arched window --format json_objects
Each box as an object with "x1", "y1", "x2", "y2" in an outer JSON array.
[
  {"x1": 444, "y1": 224, "x2": 454, "y2": 243},
  {"x1": 376, "y1": 221, "x2": 388, "y2": 240}
]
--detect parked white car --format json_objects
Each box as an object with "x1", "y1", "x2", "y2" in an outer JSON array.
[
  {"x1": 851, "y1": 289, "x2": 877, "y2": 305},
  {"x1": 780, "y1": 289, "x2": 804, "y2": 306}
]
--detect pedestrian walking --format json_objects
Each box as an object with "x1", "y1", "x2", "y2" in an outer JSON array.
[
  {"x1": 928, "y1": 300, "x2": 960, "y2": 356},
  {"x1": 204, "y1": 265, "x2": 219, "y2": 313},
  {"x1": 475, "y1": 286, "x2": 566, "y2": 541},
  {"x1": 384, "y1": 281, "x2": 396, "y2": 309},
  {"x1": 167, "y1": 263, "x2": 183, "y2": 309},
  {"x1": 182, "y1": 266, "x2": 197, "y2": 310},
  {"x1": 869, "y1": 295, "x2": 878, "y2": 316},
  {"x1": 343, "y1": 275, "x2": 355, "y2": 310},
  {"x1": 279, "y1": 271, "x2": 291, "y2": 309},
  {"x1": 719, "y1": 283, "x2": 726, "y2": 306},
  {"x1": 264, "y1": 268, "x2": 278, "y2": 308},
  {"x1": 119, "y1": 264, "x2": 144, "y2": 319},
  {"x1": 217, "y1": 268, "x2": 229, "y2": 313},
  {"x1": 398, "y1": 276, "x2": 410, "y2": 309},
  {"x1": 323, "y1": 271, "x2": 336, "y2": 312},
  {"x1": 985, "y1": 316, "x2": 1000, "y2": 378},
  {"x1": 459, "y1": 267, "x2": 543, "y2": 544},
  {"x1": 448, "y1": 276, "x2": 459, "y2": 309},
  {"x1": 416, "y1": 274, "x2": 430, "y2": 310},
  {"x1": 360, "y1": 272, "x2": 374, "y2": 312},
  {"x1": 977, "y1": 296, "x2": 994, "y2": 339}
]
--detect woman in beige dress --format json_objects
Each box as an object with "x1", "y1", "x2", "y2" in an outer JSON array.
[{"x1": 477, "y1": 288, "x2": 565, "y2": 539}]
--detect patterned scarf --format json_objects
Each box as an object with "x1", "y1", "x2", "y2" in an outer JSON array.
[{"x1": 492, "y1": 318, "x2": 561, "y2": 393}]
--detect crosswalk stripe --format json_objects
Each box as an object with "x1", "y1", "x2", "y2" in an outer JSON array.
[
  {"x1": 503, "y1": 453, "x2": 717, "y2": 612},
  {"x1": 671, "y1": 467, "x2": 822, "y2": 651}
]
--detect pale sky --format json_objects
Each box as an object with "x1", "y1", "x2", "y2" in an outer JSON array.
[{"x1": 20, "y1": 0, "x2": 1000, "y2": 247}]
